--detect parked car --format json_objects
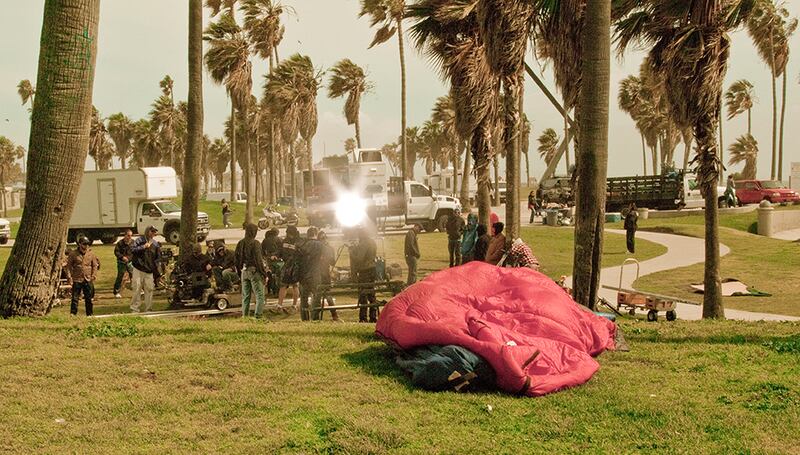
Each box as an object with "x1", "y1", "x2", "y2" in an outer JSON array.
[
  {"x1": 0, "y1": 218, "x2": 10, "y2": 244},
  {"x1": 735, "y1": 180, "x2": 800, "y2": 205}
]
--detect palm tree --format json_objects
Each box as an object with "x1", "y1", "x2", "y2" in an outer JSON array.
[
  {"x1": 537, "y1": 128, "x2": 560, "y2": 167},
  {"x1": 208, "y1": 138, "x2": 231, "y2": 190},
  {"x1": 618, "y1": 75, "x2": 650, "y2": 175},
  {"x1": 521, "y1": 113, "x2": 531, "y2": 186},
  {"x1": 408, "y1": 0, "x2": 500, "y2": 226},
  {"x1": 746, "y1": 0, "x2": 796, "y2": 180},
  {"x1": 403, "y1": 126, "x2": 424, "y2": 178},
  {"x1": 381, "y1": 142, "x2": 402, "y2": 175},
  {"x1": 16, "y1": 79, "x2": 35, "y2": 171},
  {"x1": 207, "y1": 0, "x2": 238, "y2": 15},
  {"x1": 150, "y1": 76, "x2": 180, "y2": 168},
  {"x1": 615, "y1": 0, "x2": 754, "y2": 318},
  {"x1": 570, "y1": 0, "x2": 611, "y2": 309},
  {"x1": 359, "y1": 0, "x2": 409, "y2": 181},
  {"x1": 0, "y1": 137, "x2": 25, "y2": 217},
  {"x1": 328, "y1": 59, "x2": 373, "y2": 148},
  {"x1": 89, "y1": 107, "x2": 113, "y2": 170},
  {"x1": 0, "y1": 0, "x2": 100, "y2": 317},
  {"x1": 725, "y1": 78, "x2": 756, "y2": 141},
  {"x1": 204, "y1": 11, "x2": 254, "y2": 222},
  {"x1": 242, "y1": 0, "x2": 291, "y2": 204},
  {"x1": 264, "y1": 54, "x2": 320, "y2": 204},
  {"x1": 478, "y1": 0, "x2": 537, "y2": 241},
  {"x1": 431, "y1": 94, "x2": 461, "y2": 199},
  {"x1": 728, "y1": 134, "x2": 759, "y2": 179},
  {"x1": 132, "y1": 119, "x2": 162, "y2": 167},
  {"x1": 107, "y1": 113, "x2": 134, "y2": 169}
]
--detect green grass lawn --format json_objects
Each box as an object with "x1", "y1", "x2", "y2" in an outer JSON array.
[
  {"x1": 625, "y1": 219, "x2": 800, "y2": 317},
  {"x1": 647, "y1": 204, "x2": 800, "y2": 234},
  {"x1": 0, "y1": 227, "x2": 665, "y2": 317},
  {"x1": 0, "y1": 317, "x2": 797, "y2": 453}
]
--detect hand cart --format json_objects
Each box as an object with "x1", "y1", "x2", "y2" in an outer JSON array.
[{"x1": 601, "y1": 258, "x2": 678, "y2": 322}]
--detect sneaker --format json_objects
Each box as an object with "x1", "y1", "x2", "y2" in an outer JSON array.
[{"x1": 114, "y1": 293, "x2": 122, "y2": 299}]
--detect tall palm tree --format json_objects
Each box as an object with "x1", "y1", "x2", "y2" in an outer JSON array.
[
  {"x1": 16, "y1": 79, "x2": 35, "y2": 171},
  {"x1": 725, "y1": 80, "x2": 756, "y2": 166},
  {"x1": 618, "y1": 75, "x2": 650, "y2": 175},
  {"x1": 208, "y1": 138, "x2": 231, "y2": 190},
  {"x1": 571, "y1": 0, "x2": 611, "y2": 309},
  {"x1": 89, "y1": 107, "x2": 112, "y2": 170},
  {"x1": 204, "y1": 12, "x2": 254, "y2": 222},
  {"x1": 242, "y1": 0, "x2": 291, "y2": 204},
  {"x1": 359, "y1": 0, "x2": 409, "y2": 180},
  {"x1": 132, "y1": 119, "x2": 162, "y2": 167},
  {"x1": 328, "y1": 59, "x2": 372, "y2": 148},
  {"x1": 615, "y1": 0, "x2": 754, "y2": 318},
  {"x1": 150, "y1": 76, "x2": 180, "y2": 168},
  {"x1": 107, "y1": 113, "x2": 134, "y2": 169},
  {"x1": 402, "y1": 126, "x2": 424, "y2": 178},
  {"x1": 746, "y1": 0, "x2": 795, "y2": 180},
  {"x1": 478, "y1": 0, "x2": 536, "y2": 241},
  {"x1": 728, "y1": 134, "x2": 758, "y2": 179},
  {"x1": 0, "y1": 0, "x2": 100, "y2": 317},
  {"x1": 431, "y1": 94, "x2": 461, "y2": 199},
  {"x1": 408, "y1": 0, "x2": 500, "y2": 226},
  {"x1": 537, "y1": 128, "x2": 560, "y2": 167}
]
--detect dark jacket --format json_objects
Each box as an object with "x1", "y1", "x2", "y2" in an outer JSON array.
[
  {"x1": 474, "y1": 234, "x2": 490, "y2": 262},
  {"x1": 211, "y1": 248, "x2": 235, "y2": 270},
  {"x1": 298, "y1": 238, "x2": 323, "y2": 284},
  {"x1": 188, "y1": 252, "x2": 211, "y2": 274},
  {"x1": 351, "y1": 237, "x2": 377, "y2": 272},
  {"x1": 624, "y1": 210, "x2": 638, "y2": 231},
  {"x1": 131, "y1": 236, "x2": 161, "y2": 274},
  {"x1": 234, "y1": 225, "x2": 268, "y2": 276},
  {"x1": 261, "y1": 234, "x2": 282, "y2": 259},
  {"x1": 404, "y1": 229, "x2": 420, "y2": 258},
  {"x1": 445, "y1": 215, "x2": 465, "y2": 241},
  {"x1": 66, "y1": 248, "x2": 99, "y2": 283},
  {"x1": 319, "y1": 242, "x2": 335, "y2": 284},
  {"x1": 114, "y1": 238, "x2": 132, "y2": 263}
]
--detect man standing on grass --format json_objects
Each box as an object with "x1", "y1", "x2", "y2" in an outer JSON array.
[
  {"x1": 404, "y1": 224, "x2": 421, "y2": 285},
  {"x1": 446, "y1": 210, "x2": 466, "y2": 267},
  {"x1": 351, "y1": 227, "x2": 378, "y2": 323},
  {"x1": 113, "y1": 229, "x2": 134, "y2": 298},
  {"x1": 624, "y1": 202, "x2": 638, "y2": 254},
  {"x1": 130, "y1": 226, "x2": 161, "y2": 313},
  {"x1": 235, "y1": 223, "x2": 268, "y2": 318},
  {"x1": 298, "y1": 227, "x2": 323, "y2": 321},
  {"x1": 66, "y1": 236, "x2": 100, "y2": 316}
]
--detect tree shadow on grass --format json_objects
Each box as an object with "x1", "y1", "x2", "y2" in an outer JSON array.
[{"x1": 341, "y1": 345, "x2": 416, "y2": 390}]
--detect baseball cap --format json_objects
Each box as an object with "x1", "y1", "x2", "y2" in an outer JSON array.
[{"x1": 147, "y1": 225, "x2": 159, "y2": 233}]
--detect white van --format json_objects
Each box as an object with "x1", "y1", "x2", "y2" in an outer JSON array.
[{"x1": 206, "y1": 192, "x2": 247, "y2": 204}]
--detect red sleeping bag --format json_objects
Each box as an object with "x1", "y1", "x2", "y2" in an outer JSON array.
[{"x1": 375, "y1": 261, "x2": 617, "y2": 396}]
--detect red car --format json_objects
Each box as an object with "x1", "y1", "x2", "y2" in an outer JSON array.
[{"x1": 735, "y1": 180, "x2": 800, "y2": 205}]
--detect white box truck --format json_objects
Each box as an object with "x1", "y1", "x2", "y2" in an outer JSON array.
[{"x1": 67, "y1": 167, "x2": 211, "y2": 245}]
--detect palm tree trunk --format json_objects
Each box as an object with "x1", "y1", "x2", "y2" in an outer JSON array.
[
  {"x1": 473, "y1": 128, "x2": 492, "y2": 227},
  {"x1": 640, "y1": 133, "x2": 647, "y2": 175},
  {"x1": 180, "y1": 0, "x2": 203, "y2": 262},
  {"x1": 778, "y1": 70, "x2": 786, "y2": 181},
  {"x1": 651, "y1": 146, "x2": 658, "y2": 176},
  {"x1": 355, "y1": 116, "x2": 362, "y2": 149},
  {"x1": 269, "y1": 122, "x2": 276, "y2": 204},
  {"x1": 397, "y1": 18, "x2": 409, "y2": 182},
  {"x1": 696, "y1": 115, "x2": 724, "y2": 318},
  {"x1": 572, "y1": 0, "x2": 610, "y2": 310},
  {"x1": 0, "y1": 0, "x2": 100, "y2": 317},
  {"x1": 307, "y1": 138, "x2": 314, "y2": 197},
  {"x1": 460, "y1": 139, "x2": 472, "y2": 211},
  {"x1": 241, "y1": 105, "x2": 253, "y2": 224},
  {"x1": 747, "y1": 105, "x2": 751, "y2": 136},
  {"x1": 254, "y1": 133, "x2": 262, "y2": 204},
  {"x1": 504, "y1": 72, "x2": 523, "y2": 241},
  {"x1": 769, "y1": 33, "x2": 777, "y2": 179},
  {"x1": 290, "y1": 145, "x2": 297, "y2": 206},
  {"x1": 230, "y1": 102, "x2": 237, "y2": 200},
  {"x1": 453, "y1": 149, "x2": 460, "y2": 198},
  {"x1": 492, "y1": 155, "x2": 500, "y2": 206},
  {"x1": 563, "y1": 100, "x2": 570, "y2": 174},
  {"x1": 718, "y1": 102, "x2": 724, "y2": 183}
]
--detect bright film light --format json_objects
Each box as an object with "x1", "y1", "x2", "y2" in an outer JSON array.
[{"x1": 335, "y1": 191, "x2": 367, "y2": 227}]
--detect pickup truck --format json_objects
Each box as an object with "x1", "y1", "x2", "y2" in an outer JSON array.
[
  {"x1": 605, "y1": 171, "x2": 728, "y2": 212},
  {"x1": 379, "y1": 178, "x2": 462, "y2": 232},
  {"x1": 0, "y1": 218, "x2": 10, "y2": 244},
  {"x1": 68, "y1": 167, "x2": 210, "y2": 245},
  {"x1": 735, "y1": 180, "x2": 800, "y2": 205}
]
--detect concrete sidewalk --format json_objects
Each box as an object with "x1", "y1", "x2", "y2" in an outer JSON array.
[{"x1": 566, "y1": 229, "x2": 799, "y2": 322}]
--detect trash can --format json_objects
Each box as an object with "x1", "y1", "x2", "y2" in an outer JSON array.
[
  {"x1": 546, "y1": 209, "x2": 559, "y2": 226},
  {"x1": 605, "y1": 212, "x2": 621, "y2": 223}
]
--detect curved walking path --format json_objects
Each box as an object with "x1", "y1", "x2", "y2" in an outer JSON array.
[{"x1": 568, "y1": 229, "x2": 800, "y2": 322}]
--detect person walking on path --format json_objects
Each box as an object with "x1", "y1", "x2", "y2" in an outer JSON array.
[
  {"x1": 113, "y1": 229, "x2": 134, "y2": 298},
  {"x1": 624, "y1": 202, "x2": 638, "y2": 254},
  {"x1": 527, "y1": 190, "x2": 538, "y2": 224},
  {"x1": 130, "y1": 226, "x2": 161, "y2": 313},
  {"x1": 485, "y1": 222, "x2": 506, "y2": 265},
  {"x1": 446, "y1": 210, "x2": 466, "y2": 267},
  {"x1": 351, "y1": 228, "x2": 379, "y2": 323},
  {"x1": 235, "y1": 223, "x2": 269, "y2": 318},
  {"x1": 66, "y1": 236, "x2": 100, "y2": 316},
  {"x1": 221, "y1": 199, "x2": 232, "y2": 228},
  {"x1": 404, "y1": 225, "x2": 421, "y2": 285},
  {"x1": 724, "y1": 175, "x2": 738, "y2": 207},
  {"x1": 460, "y1": 213, "x2": 479, "y2": 263},
  {"x1": 317, "y1": 231, "x2": 340, "y2": 321}
]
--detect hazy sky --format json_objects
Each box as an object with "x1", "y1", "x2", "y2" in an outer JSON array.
[{"x1": 1, "y1": 1, "x2": 798, "y2": 181}]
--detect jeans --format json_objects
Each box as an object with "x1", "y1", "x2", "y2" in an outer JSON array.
[
  {"x1": 300, "y1": 279, "x2": 321, "y2": 321},
  {"x1": 626, "y1": 229, "x2": 636, "y2": 254},
  {"x1": 405, "y1": 256, "x2": 418, "y2": 286},
  {"x1": 529, "y1": 208, "x2": 536, "y2": 224},
  {"x1": 70, "y1": 281, "x2": 94, "y2": 316},
  {"x1": 241, "y1": 268, "x2": 266, "y2": 318},
  {"x1": 448, "y1": 239, "x2": 462, "y2": 267},
  {"x1": 113, "y1": 260, "x2": 133, "y2": 294},
  {"x1": 130, "y1": 267, "x2": 155, "y2": 312},
  {"x1": 357, "y1": 268, "x2": 377, "y2": 322},
  {"x1": 223, "y1": 212, "x2": 231, "y2": 227},
  {"x1": 213, "y1": 267, "x2": 238, "y2": 290}
]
